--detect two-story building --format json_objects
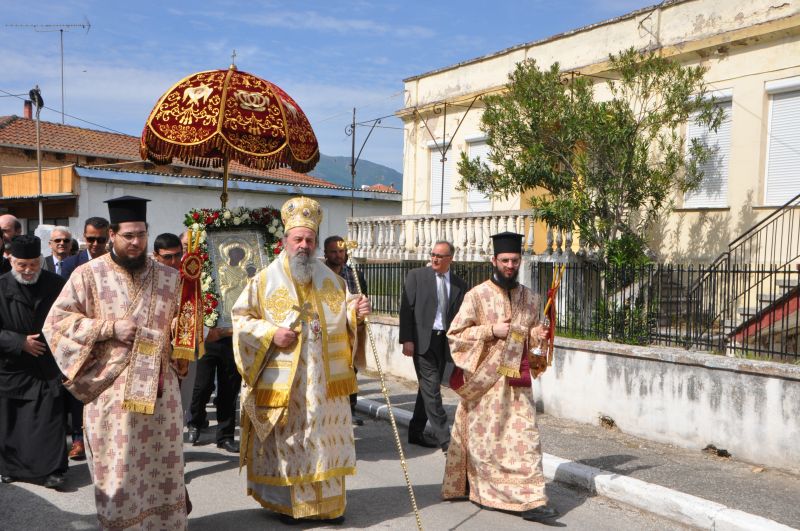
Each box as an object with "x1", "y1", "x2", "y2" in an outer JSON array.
[{"x1": 349, "y1": 0, "x2": 800, "y2": 265}]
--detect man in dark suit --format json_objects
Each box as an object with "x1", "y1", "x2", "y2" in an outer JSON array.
[
  {"x1": 399, "y1": 240, "x2": 466, "y2": 452},
  {"x1": 57, "y1": 216, "x2": 108, "y2": 461},
  {"x1": 43, "y1": 226, "x2": 73, "y2": 277},
  {"x1": 60, "y1": 217, "x2": 109, "y2": 280}
]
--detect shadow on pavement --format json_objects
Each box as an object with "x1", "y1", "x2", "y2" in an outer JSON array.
[
  {"x1": 184, "y1": 450, "x2": 239, "y2": 484},
  {"x1": 188, "y1": 484, "x2": 443, "y2": 530},
  {"x1": 576, "y1": 454, "x2": 655, "y2": 475},
  {"x1": 62, "y1": 461, "x2": 93, "y2": 491},
  {"x1": 0, "y1": 484, "x2": 96, "y2": 530}
]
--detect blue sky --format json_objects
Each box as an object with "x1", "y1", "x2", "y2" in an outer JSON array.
[{"x1": 0, "y1": 0, "x2": 654, "y2": 172}]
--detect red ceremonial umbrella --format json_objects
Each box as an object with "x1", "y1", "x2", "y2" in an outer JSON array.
[{"x1": 140, "y1": 63, "x2": 320, "y2": 208}]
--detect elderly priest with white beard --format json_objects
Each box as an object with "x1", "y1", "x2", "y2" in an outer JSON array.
[
  {"x1": 0, "y1": 235, "x2": 68, "y2": 488},
  {"x1": 232, "y1": 196, "x2": 370, "y2": 525}
]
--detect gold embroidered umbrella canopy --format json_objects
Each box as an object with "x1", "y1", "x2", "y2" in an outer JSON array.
[{"x1": 140, "y1": 64, "x2": 320, "y2": 208}]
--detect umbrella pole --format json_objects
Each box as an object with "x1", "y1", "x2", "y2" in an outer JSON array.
[{"x1": 221, "y1": 157, "x2": 230, "y2": 209}]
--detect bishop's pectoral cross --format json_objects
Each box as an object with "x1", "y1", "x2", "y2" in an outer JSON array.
[
  {"x1": 290, "y1": 302, "x2": 319, "y2": 332},
  {"x1": 291, "y1": 302, "x2": 322, "y2": 341}
]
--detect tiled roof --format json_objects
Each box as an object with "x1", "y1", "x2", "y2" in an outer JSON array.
[
  {"x1": 0, "y1": 115, "x2": 339, "y2": 188},
  {"x1": 363, "y1": 183, "x2": 400, "y2": 193}
]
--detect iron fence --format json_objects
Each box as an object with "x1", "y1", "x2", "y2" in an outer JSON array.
[
  {"x1": 531, "y1": 261, "x2": 800, "y2": 362},
  {"x1": 358, "y1": 259, "x2": 800, "y2": 362},
  {"x1": 356, "y1": 260, "x2": 494, "y2": 316}
]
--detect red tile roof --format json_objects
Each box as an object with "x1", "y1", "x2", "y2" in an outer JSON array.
[
  {"x1": 0, "y1": 115, "x2": 339, "y2": 188},
  {"x1": 363, "y1": 183, "x2": 400, "y2": 193}
]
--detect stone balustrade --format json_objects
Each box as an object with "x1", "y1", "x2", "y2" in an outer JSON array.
[{"x1": 346, "y1": 210, "x2": 582, "y2": 261}]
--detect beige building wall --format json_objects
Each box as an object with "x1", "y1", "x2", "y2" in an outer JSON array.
[{"x1": 397, "y1": 0, "x2": 800, "y2": 261}]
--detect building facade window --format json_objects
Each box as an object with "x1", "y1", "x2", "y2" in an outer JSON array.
[
  {"x1": 683, "y1": 99, "x2": 732, "y2": 209},
  {"x1": 765, "y1": 88, "x2": 800, "y2": 205},
  {"x1": 429, "y1": 144, "x2": 455, "y2": 214},
  {"x1": 466, "y1": 140, "x2": 493, "y2": 212}
]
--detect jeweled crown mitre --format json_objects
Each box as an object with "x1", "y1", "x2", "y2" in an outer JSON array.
[{"x1": 281, "y1": 196, "x2": 323, "y2": 234}]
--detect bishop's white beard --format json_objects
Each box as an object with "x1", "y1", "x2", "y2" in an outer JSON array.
[
  {"x1": 289, "y1": 250, "x2": 313, "y2": 285},
  {"x1": 11, "y1": 267, "x2": 42, "y2": 285}
]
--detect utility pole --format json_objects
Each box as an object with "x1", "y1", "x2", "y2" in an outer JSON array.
[
  {"x1": 29, "y1": 87, "x2": 44, "y2": 226},
  {"x1": 6, "y1": 19, "x2": 91, "y2": 124}
]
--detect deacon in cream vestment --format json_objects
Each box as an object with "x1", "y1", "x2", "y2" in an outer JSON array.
[
  {"x1": 43, "y1": 197, "x2": 191, "y2": 530},
  {"x1": 232, "y1": 197, "x2": 369, "y2": 520}
]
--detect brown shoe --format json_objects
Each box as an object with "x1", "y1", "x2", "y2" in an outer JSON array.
[{"x1": 69, "y1": 440, "x2": 86, "y2": 461}]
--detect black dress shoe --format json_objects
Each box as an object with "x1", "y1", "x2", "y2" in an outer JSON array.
[
  {"x1": 522, "y1": 505, "x2": 560, "y2": 522},
  {"x1": 351, "y1": 413, "x2": 365, "y2": 426},
  {"x1": 217, "y1": 439, "x2": 240, "y2": 453},
  {"x1": 0, "y1": 475, "x2": 16, "y2": 484},
  {"x1": 408, "y1": 432, "x2": 438, "y2": 448},
  {"x1": 187, "y1": 426, "x2": 200, "y2": 445},
  {"x1": 43, "y1": 473, "x2": 65, "y2": 489}
]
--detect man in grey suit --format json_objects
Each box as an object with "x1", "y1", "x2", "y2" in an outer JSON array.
[
  {"x1": 43, "y1": 226, "x2": 73, "y2": 277},
  {"x1": 399, "y1": 241, "x2": 466, "y2": 452}
]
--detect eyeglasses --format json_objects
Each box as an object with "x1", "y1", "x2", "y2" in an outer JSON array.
[
  {"x1": 117, "y1": 232, "x2": 148, "y2": 242},
  {"x1": 157, "y1": 251, "x2": 182, "y2": 261},
  {"x1": 50, "y1": 238, "x2": 71, "y2": 244},
  {"x1": 85, "y1": 236, "x2": 108, "y2": 244},
  {"x1": 431, "y1": 253, "x2": 452, "y2": 259}
]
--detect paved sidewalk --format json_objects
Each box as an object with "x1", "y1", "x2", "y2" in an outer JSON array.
[{"x1": 355, "y1": 371, "x2": 800, "y2": 530}]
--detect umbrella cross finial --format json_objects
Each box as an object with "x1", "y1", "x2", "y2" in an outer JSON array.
[{"x1": 230, "y1": 49, "x2": 237, "y2": 69}]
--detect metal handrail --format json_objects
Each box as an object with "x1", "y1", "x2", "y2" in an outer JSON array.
[{"x1": 687, "y1": 190, "x2": 800, "y2": 347}]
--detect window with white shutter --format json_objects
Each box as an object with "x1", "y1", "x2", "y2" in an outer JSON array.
[
  {"x1": 429, "y1": 145, "x2": 455, "y2": 214},
  {"x1": 765, "y1": 89, "x2": 800, "y2": 205},
  {"x1": 683, "y1": 99, "x2": 732, "y2": 208},
  {"x1": 466, "y1": 140, "x2": 493, "y2": 212}
]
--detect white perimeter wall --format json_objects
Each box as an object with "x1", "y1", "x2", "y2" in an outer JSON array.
[{"x1": 365, "y1": 318, "x2": 800, "y2": 473}]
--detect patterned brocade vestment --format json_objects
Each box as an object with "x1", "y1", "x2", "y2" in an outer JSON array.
[
  {"x1": 232, "y1": 252, "x2": 359, "y2": 519},
  {"x1": 442, "y1": 280, "x2": 548, "y2": 512},
  {"x1": 43, "y1": 255, "x2": 188, "y2": 530}
]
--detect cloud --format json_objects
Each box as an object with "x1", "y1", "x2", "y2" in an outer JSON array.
[{"x1": 214, "y1": 9, "x2": 435, "y2": 40}]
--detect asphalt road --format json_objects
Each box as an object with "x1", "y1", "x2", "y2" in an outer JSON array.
[{"x1": 0, "y1": 416, "x2": 693, "y2": 530}]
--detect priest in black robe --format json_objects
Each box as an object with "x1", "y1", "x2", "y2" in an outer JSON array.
[{"x1": 0, "y1": 235, "x2": 68, "y2": 488}]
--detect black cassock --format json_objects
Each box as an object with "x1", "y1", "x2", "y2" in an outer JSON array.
[{"x1": 0, "y1": 269, "x2": 68, "y2": 480}]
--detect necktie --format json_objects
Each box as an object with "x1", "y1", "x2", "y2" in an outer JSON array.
[
  {"x1": 437, "y1": 273, "x2": 449, "y2": 324},
  {"x1": 55, "y1": 260, "x2": 61, "y2": 276}
]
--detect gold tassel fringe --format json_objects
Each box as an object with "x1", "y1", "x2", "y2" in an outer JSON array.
[
  {"x1": 171, "y1": 346, "x2": 195, "y2": 361},
  {"x1": 122, "y1": 400, "x2": 155, "y2": 415},
  {"x1": 497, "y1": 366, "x2": 521, "y2": 378},
  {"x1": 254, "y1": 389, "x2": 289, "y2": 407},
  {"x1": 326, "y1": 376, "x2": 357, "y2": 398}
]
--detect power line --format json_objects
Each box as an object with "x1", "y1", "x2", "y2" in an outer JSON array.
[
  {"x1": 0, "y1": 86, "x2": 128, "y2": 135},
  {"x1": 315, "y1": 90, "x2": 405, "y2": 124}
]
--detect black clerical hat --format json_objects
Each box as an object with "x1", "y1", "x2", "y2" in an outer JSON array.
[
  {"x1": 491, "y1": 231, "x2": 523, "y2": 255},
  {"x1": 10, "y1": 235, "x2": 41, "y2": 259},
  {"x1": 105, "y1": 196, "x2": 150, "y2": 224}
]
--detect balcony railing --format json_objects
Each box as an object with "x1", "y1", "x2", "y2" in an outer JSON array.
[{"x1": 347, "y1": 210, "x2": 581, "y2": 261}]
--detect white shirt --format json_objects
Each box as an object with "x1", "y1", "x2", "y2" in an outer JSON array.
[{"x1": 432, "y1": 269, "x2": 451, "y2": 331}]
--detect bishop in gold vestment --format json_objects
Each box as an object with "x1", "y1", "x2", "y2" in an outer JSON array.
[
  {"x1": 232, "y1": 197, "x2": 369, "y2": 522},
  {"x1": 43, "y1": 197, "x2": 191, "y2": 530}
]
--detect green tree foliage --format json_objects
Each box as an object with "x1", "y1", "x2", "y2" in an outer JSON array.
[{"x1": 458, "y1": 48, "x2": 723, "y2": 261}]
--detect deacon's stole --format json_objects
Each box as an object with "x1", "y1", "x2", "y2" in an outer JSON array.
[
  {"x1": 233, "y1": 252, "x2": 358, "y2": 440},
  {"x1": 447, "y1": 281, "x2": 541, "y2": 403},
  {"x1": 43, "y1": 254, "x2": 180, "y2": 413}
]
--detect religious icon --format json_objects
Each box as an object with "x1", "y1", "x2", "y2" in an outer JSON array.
[{"x1": 206, "y1": 229, "x2": 270, "y2": 327}]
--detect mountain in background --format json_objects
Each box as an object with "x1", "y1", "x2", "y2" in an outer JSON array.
[{"x1": 310, "y1": 154, "x2": 402, "y2": 191}]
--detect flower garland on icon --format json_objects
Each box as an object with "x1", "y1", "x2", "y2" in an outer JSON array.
[{"x1": 183, "y1": 206, "x2": 284, "y2": 327}]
